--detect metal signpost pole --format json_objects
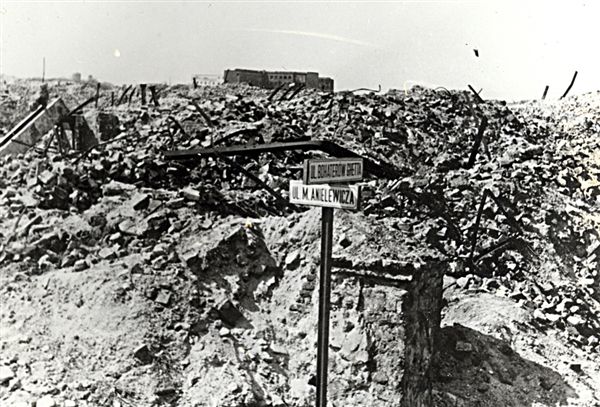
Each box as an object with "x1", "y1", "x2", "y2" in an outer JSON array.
[
  {"x1": 316, "y1": 207, "x2": 334, "y2": 407},
  {"x1": 288, "y1": 158, "x2": 363, "y2": 407}
]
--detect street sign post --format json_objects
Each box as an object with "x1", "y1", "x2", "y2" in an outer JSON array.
[{"x1": 290, "y1": 158, "x2": 363, "y2": 407}]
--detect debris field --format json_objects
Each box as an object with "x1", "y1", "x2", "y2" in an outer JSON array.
[{"x1": 0, "y1": 78, "x2": 599, "y2": 406}]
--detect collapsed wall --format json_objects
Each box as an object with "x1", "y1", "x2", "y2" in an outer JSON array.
[
  {"x1": 173, "y1": 208, "x2": 446, "y2": 406},
  {"x1": 330, "y1": 251, "x2": 445, "y2": 406}
]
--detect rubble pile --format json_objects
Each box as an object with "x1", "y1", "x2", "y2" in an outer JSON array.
[{"x1": 0, "y1": 80, "x2": 599, "y2": 406}]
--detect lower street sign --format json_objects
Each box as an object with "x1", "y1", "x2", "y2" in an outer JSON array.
[{"x1": 289, "y1": 180, "x2": 361, "y2": 210}]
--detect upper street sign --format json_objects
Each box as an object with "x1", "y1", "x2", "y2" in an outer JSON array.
[
  {"x1": 289, "y1": 180, "x2": 360, "y2": 210},
  {"x1": 303, "y1": 158, "x2": 363, "y2": 185}
]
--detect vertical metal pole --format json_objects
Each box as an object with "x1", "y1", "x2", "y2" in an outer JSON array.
[{"x1": 316, "y1": 207, "x2": 333, "y2": 407}]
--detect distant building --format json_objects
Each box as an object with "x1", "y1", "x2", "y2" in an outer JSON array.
[
  {"x1": 192, "y1": 74, "x2": 222, "y2": 87},
  {"x1": 223, "y1": 69, "x2": 270, "y2": 88},
  {"x1": 223, "y1": 68, "x2": 334, "y2": 92},
  {"x1": 72, "y1": 72, "x2": 82, "y2": 82}
]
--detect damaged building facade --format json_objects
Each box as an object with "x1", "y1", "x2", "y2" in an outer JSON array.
[{"x1": 223, "y1": 68, "x2": 334, "y2": 92}]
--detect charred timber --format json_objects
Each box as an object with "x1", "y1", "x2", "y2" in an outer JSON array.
[{"x1": 164, "y1": 140, "x2": 403, "y2": 179}]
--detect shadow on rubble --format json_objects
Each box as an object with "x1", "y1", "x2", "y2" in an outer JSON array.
[{"x1": 431, "y1": 324, "x2": 577, "y2": 407}]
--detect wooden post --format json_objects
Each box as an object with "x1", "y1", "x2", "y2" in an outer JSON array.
[
  {"x1": 95, "y1": 83, "x2": 101, "y2": 107},
  {"x1": 140, "y1": 84, "x2": 147, "y2": 106}
]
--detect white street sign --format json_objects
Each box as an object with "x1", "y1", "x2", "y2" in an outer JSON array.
[
  {"x1": 289, "y1": 180, "x2": 360, "y2": 210},
  {"x1": 303, "y1": 158, "x2": 363, "y2": 185}
]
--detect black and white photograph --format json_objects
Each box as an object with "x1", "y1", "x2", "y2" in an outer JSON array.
[{"x1": 0, "y1": 1, "x2": 599, "y2": 406}]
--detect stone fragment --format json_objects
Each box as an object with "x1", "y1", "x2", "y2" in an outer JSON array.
[
  {"x1": 38, "y1": 170, "x2": 57, "y2": 185},
  {"x1": 33, "y1": 231, "x2": 60, "y2": 252},
  {"x1": 260, "y1": 351, "x2": 273, "y2": 362},
  {"x1": 132, "y1": 193, "x2": 151, "y2": 210},
  {"x1": 569, "y1": 363, "x2": 583, "y2": 374},
  {"x1": 181, "y1": 244, "x2": 203, "y2": 272},
  {"x1": 285, "y1": 250, "x2": 300, "y2": 270},
  {"x1": 61, "y1": 253, "x2": 77, "y2": 268},
  {"x1": 155, "y1": 289, "x2": 171, "y2": 306},
  {"x1": 372, "y1": 371, "x2": 388, "y2": 384},
  {"x1": 0, "y1": 365, "x2": 15, "y2": 384},
  {"x1": 73, "y1": 259, "x2": 89, "y2": 271},
  {"x1": 98, "y1": 247, "x2": 116, "y2": 260},
  {"x1": 456, "y1": 276, "x2": 471, "y2": 289},
  {"x1": 567, "y1": 314, "x2": 584, "y2": 326},
  {"x1": 166, "y1": 197, "x2": 185, "y2": 209},
  {"x1": 182, "y1": 187, "x2": 201, "y2": 201},
  {"x1": 118, "y1": 219, "x2": 139, "y2": 236},
  {"x1": 588, "y1": 240, "x2": 600, "y2": 255},
  {"x1": 200, "y1": 217, "x2": 213, "y2": 230},
  {"x1": 151, "y1": 256, "x2": 166, "y2": 269},
  {"x1": 341, "y1": 329, "x2": 363, "y2": 356},
  {"x1": 8, "y1": 377, "x2": 21, "y2": 391},
  {"x1": 36, "y1": 396, "x2": 56, "y2": 407},
  {"x1": 145, "y1": 213, "x2": 171, "y2": 237},
  {"x1": 581, "y1": 278, "x2": 595, "y2": 287},
  {"x1": 102, "y1": 180, "x2": 136, "y2": 196},
  {"x1": 270, "y1": 344, "x2": 288, "y2": 355},
  {"x1": 533, "y1": 309, "x2": 547, "y2": 321}
]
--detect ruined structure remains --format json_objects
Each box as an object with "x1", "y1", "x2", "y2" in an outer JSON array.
[{"x1": 192, "y1": 74, "x2": 222, "y2": 88}]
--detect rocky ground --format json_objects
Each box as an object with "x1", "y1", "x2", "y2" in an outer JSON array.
[{"x1": 0, "y1": 77, "x2": 599, "y2": 406}]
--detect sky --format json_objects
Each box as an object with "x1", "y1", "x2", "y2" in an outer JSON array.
[{"x1": 0, "y1": 0, "x2": 599, "y2": 101}]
